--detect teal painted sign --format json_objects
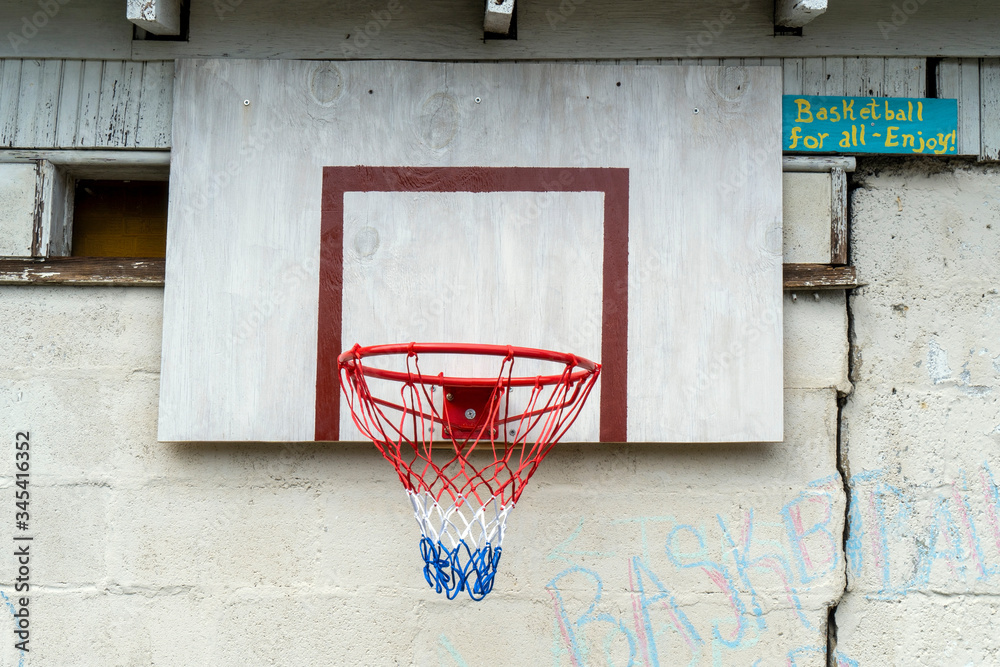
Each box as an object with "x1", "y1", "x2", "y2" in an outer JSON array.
[{"x1": 783, "y1": 95, "x2": 958, "y2": 155}]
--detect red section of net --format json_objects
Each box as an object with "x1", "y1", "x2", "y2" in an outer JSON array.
[{"x1": 339, "y1": 343, "x2": 601, "y2": 508}]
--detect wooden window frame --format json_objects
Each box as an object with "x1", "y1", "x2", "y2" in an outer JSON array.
[
  {"x1": 0, "y1": 149, "x2": 168, "y2": 285},
  {"x1": 781, "y1": 155, "x2": 858, "y2": 291}
]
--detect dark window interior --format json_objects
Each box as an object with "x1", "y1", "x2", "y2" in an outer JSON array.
[{"x1": 71, "y1": 180, "x2": 168, "y2": 258}]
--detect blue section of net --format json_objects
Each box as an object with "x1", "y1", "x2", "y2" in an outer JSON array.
[{"x1": 420, "y1": 537, "x2": 503, "y2": 601}]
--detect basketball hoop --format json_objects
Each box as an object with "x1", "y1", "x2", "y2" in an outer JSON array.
[{"x1": 338, "y1": 342, "x2": 600, "y2": 600}]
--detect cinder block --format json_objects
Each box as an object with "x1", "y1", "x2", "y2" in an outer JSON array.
[
  {"x1": 836, "y1": 594, "x2": 1000, "y2": 666},
  {"x1": 216, "y1": 591, "x2": 418, "y2": 665},
  {"x1": 106, "y1": 485, "x2": 323, "y2": 588},
  {"x1": 784, "y1": 290, "x2": 851, "y2": 393},
  {"x1": 0, "y1": 163, "x2": 37, "y2": 256},
  {"x1": 8, "y1": 484, "x2": 111, "y2": 586},
  {"x1": 0, "y1": 372, "x2": 159, "y2": 484},
  {"x1": 316, "y1": 482, "x2": 419, "y2": 592},
  {"x1": 783, "y1": 172, "x2": 832, "y2": 263},
  {"x1": 415, "y1": 597, "x2": 554, "y2": 665},
  {"x1": 23, "y1": 589, "x2": 223, "y2": 666},
  {"x1": 0, "y1": 286, "x2": 164, "y2": 375}
]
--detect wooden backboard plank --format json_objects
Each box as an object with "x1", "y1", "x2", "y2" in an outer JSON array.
[
  {"x1": 161, "y1": 60, "x2": 782, "y2": 442},
  {"x1": 624, "y1": 66, "x2": 782, "y2": 441}
]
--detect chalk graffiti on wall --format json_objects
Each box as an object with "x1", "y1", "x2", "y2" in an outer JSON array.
[
  {"x1": 846, "y1": 461, "x2": 1000, "y2": 598},
  {"x1": 542, "y1": 475, "x2": 850, "y2": 666},
  {"x1": 0, "y1": 590, "x2": 26, "y2": 667}
]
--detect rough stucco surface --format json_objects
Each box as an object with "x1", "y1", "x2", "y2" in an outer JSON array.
[
  {"x1": 0, "y1": 293, "x2": 848, "y2": 662},
  {"x1": 783, "y1": 172, "x2": 834, "y2": 264},
  {"x1": 838, "y1": 158, "x2": 1000, "y2": 664},
  {"x1": 0, "y1": 163, "x2": 36, "y2": 257}
]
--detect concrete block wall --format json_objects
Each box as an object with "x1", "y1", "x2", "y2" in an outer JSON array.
[
  {"x1": 0, "y1": 163, "x2": 37, "y2": 256},
  {"x1": 783, "y1": 172, "x2": 835, "y2": 264},
  {"x1": 838, "y1": 158, "x2": 1000, "y2": 664},
  {"x1": 0, "y1": 242, "x2": 850, "y2": 662},
  {"x1": 0, "y1": 82, "x2": 846, "y2": 664}
]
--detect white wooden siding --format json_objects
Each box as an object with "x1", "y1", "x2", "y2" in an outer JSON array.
[
  {"x1": 980, "y1": 59, "x2": 1000, "y2": 162},
  {"x1": 0, "y1": 60, "x2": 172, "y2": 149},
  {"x1": 781, "y1": 57, "x2": 925, "y2": 97},
  {"x1": 936, "y1": 58, "x2": 1000, "y2": 159},
  {"x1": 937, "y1": 59, "x2": 981, "y2": 157}
]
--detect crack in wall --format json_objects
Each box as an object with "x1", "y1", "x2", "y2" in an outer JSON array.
[{"x1": 828, "y1": 167, "x2": 863, "y2": 667}]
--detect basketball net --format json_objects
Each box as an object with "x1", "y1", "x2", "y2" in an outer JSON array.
[{"x1": 339, "y1": 343, "x2": 600, "y2": 600}]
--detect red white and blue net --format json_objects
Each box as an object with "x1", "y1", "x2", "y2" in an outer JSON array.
[{"x1": 338, "y1": 343, "x2": 600, "y2": 600}]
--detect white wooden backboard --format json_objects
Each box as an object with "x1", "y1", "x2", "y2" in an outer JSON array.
[{"x1": 159, "y1": 59, "x2": 783, "y2": 443}]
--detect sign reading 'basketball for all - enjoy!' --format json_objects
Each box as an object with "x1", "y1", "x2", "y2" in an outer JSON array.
[
  {"x1": 160, "y1": 60, "x2": 783, "y2": 443},
  {"x1": 783, "y1": 95, "x2": 958, "y2": 155}
]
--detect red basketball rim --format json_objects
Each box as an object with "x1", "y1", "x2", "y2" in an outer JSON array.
[{"x1": 337, "y1": 342, "x2": 599, "y2": 387}]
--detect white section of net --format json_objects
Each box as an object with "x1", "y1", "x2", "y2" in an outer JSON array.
[{"x1": 407, "y1": 490, "x2": 513, "y2": 551}]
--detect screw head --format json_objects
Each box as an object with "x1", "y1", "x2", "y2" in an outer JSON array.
[
  {"x1": 446, "y1": 393, "x2": 454, "y2": 401},
  {"x1": 243, "y1": 99, "x2": 250, "y2": 106},
  {"x1": 464, "y1": 409, "x2": 477, "y2": 420},
  {"x1": 475, "y1": 97, "x2": 482, "y2": 104}
]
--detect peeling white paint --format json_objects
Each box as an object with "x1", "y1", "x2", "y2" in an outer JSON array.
[{"x1": 928, "y1": 338, "x2": 954, "y2": 384}]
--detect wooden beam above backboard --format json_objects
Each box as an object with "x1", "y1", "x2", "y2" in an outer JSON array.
[
  {"x1": 127, "y1": 0, "x2": 181, "y2": 36},
  {"x1": 775, "y1": 0, "x2": 828, "y2": 28}
]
